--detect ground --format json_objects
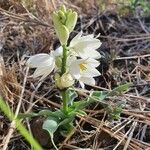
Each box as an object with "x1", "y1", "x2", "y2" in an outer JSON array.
[{"x1": 0, "y1": 0, "x2": 150, "y2": 150}]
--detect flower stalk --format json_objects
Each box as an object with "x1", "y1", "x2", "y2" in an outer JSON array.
[
  {"x1": 61, "y1": 45, "x2": 67, "y2": 75},
  {"x1": 25, "y1": 5, "x2": 103, "y2": 150},
  {"x1": 61, "y1": 90, "x2": 68, "y2": 114},
  {"x1": 61, "y1": 44, "x2": 68, "y2": 114}
]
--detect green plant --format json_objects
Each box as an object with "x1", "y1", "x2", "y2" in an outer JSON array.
[
  {"x1": 25, "y1": 5, "x2": 132, "y2": 149},
  {"x1": 122, "y1": 0, "x2": 150, "y2": 16},
  {"x1": 130, "y1": 0, "x2": 150, "y2": 13},
  {"x1": 0, "y1": 97, "x2": 42, "y2": 150},
  {"x1": 98, "y1": 0, "x2": 150, "y2": 16}
]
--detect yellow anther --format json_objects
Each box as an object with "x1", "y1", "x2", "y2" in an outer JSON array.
[{"x1": 79, "y1": 63, "x2": 87, "y2": 72}]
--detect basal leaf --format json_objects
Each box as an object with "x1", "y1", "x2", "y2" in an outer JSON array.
[
  {"x1": 42, "y1": 118, "x2": 59, "y2": 150},
  {"x1": 108, "y1": 83, "x2": 132, "y2": 96},
  {"x1": 42, "y1": 118, "x2": 58, "y2": 136},
  {"x1": 88, "y1": 91, "x2": 108, "y2": 102}
]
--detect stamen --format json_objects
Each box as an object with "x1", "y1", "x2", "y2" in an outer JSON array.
[{"x1": 79, "y1": 63, "x2": 87, "y2": 72}]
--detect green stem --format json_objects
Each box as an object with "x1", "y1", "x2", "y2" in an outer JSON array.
[
  {"x1": 61, "y1": 45, "x2": 68, "y2": 114},
  {"x1": 61, "y1": 90, "x2": 68, "y2": 114},
  {"x1": 61, "y1": 45, "x2": 67, "y2": 75}
]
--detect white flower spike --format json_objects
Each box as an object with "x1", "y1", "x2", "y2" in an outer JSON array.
[
  {"x1": 26, "y1": 53, "x2": 55, "y2": 81},
  {"x1": 69, "y1": 57, "x2": 100, "y2": 88},
  {"x1": 69, "y1": 31, "x2": 102, "y2": 59}
]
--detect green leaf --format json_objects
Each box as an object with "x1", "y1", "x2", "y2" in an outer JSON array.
[
  {"x1": 43, "y1": 118, "x2": 58, "y2": 135},
  {"x1": 53, "y1": 110, "x2": 66, "y2": 119},
  {"x1": 19, "y1": 110, "x2": 64, "y2": 120},
  {"x1": 40, "y1": 110, "x2": 65, "y2": 119},
  {"x1": 18, "y1": 112, "x2": 38, "y2": 119},
  {"x1": 59, "y1": 117, "x2": 74, "y2": 126},
  {"x1": 60, "y1": 123, "x2": 74, "y2": 136},
  {"x1": 72, "y1": 100, "x2": 89, "y2": 110},
  {"x1": 42, "y1": 118, "x2": 59, "y2": 150},
  {"x1": 107, "y1": 105, "x2": 122, "y2": 121},
  {"x1": 76, "y1": 110, "x2": 87, "y2": 116},
  {"x1": 39, "y1": 110, "x2": 54, "y2": 116},
  {"x1": 88, "y1": 91, "x2": 108, "y2": 102},
  {"x1": 66, "y1": 89, "x2": 78, "y2": 106},
  {"x1": 68, "y1": 101, "x2": 87, "y2": 117},
  {"x1": 108, "y1": 83, "x2": 132, "y2": 96},
  {"x1": 0, "y1": 97, "x2": 42, "y2": 150}
]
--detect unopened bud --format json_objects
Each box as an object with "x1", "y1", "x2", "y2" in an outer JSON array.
[
  {"x1": 61, "y1": 73, "x2": 74, "y2": 88},
  {"x1": 52, "y1": 5, "x2": 78, "y2": 45},
  {"x1": 52, "y1": 12, "x2": 69, "y2": 45},
  {"x1": 58, "y1": 10, "x2": 66, "y2": 24},
  {"x1": 55, "y1": 73, "x2": 74, "y2": 89},
  {"x1": 66, "y1": 11, "x2": 77, "y2": 32},
  {"x1": 60, "y1": 5, "x2": 66, "y2": 13}
]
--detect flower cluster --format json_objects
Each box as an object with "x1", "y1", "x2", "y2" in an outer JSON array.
[
  {"x1": 26, "y1": 6, "x2": 102, "y2": 89},
  {"x1": 52, "y1": 5, "x2": 77, "y2": 45}
]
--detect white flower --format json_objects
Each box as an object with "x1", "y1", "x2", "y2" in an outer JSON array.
[
  {"x1": 69, "y1": 57, "x2": 100, "y2": 88},
  {"x1": 69, "y1": 31, "x2": 102, "y2": 59},
  {"x1": 26, "y1": 53, "x2": 55, "y2": 80}
]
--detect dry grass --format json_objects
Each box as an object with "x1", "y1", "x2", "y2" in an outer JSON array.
[{"x1": 0, "y1": 0, "x2": 150, "y2": 150}]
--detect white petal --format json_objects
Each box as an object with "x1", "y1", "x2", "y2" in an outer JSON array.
[
  {"x1": 82, "y1": 68, "x2": 101, "y2": 77},
  {"x1": 69, "y1": 31, "x2": 102, "y2": 59},
  {"x1": 79, "y1": 77, "x2": 95, "y2": 86},
  {"x1": 72, "y1": 40, "x2": 101, "y2": 58},
  {"x1": 81, "y1": 39, "x2": 101, "y2": 50},
  {"x1": 80, "y1": 34, "x2": 94, "y2": 40},
  {"x1": 80, "y1": 49, "x2": 101, "y2": 59},
  {"x1": 77, "y1": 49, "x2": 101, "y2": 59},
  {"x1": 40, "y1": 61, "x2": 55, "y2": 80},
  {"x1": 26, "y1": 54, "x2": 51, "y2": 68},
  {"x1": 69, "y1": 60, "x2": 81, "y2": 79},
  {"x1": 42, "y1": 57, "x2": 55, "y2": 67},
  {"x1": 33, "y1": 67, "x2": 47, "y2": 78},
  {"x1": 70, "y1": 31, "x2": 82, "y2": 46},
  {"x1": 71, "y1": 58, "x2": 85, "y2": 65},
  {"x1": 33, "y1": 61, "x2": 55, "y2": 80},
  {"x1": 67, "y1": 55, "x2": 76, "y2": 66},
  {"x1": 86, "y1": 58, "x2": 100, "y2": 68},
  {"x1": 52, "y1": 46, "x2": 63, "y2": 57},
  {"x1": 39, "y1": 69, "x2": 53, "y2": 81}
]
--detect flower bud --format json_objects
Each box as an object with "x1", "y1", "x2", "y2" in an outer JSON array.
[
  {"x1": 52, "y1": 12, "x2": 69, "y2": 45},
  {"x1": 60, "y1": 5, "x2": 66, "y2": 13},
  {"x1": 57, "y1": 10, "x2": 66, "y2": 24},
  {"x1": 60, "y1": 73, "x2": 74, "y2": 88},
  {"x1": 52, "y1": 5, "x2": 78, "y2": 45},
  {"x1": 55, "y1": 56, "x2": 62, "y2": 69},
  {"x1": 55, "y1": 73, "x2": 62, "y2": 89},
  {"x1": 66, "y1": 11, "x2": 77, "y2": 32},
  {"x1": 55, "y1": 73, "x2": 74, "y2": 89}
]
